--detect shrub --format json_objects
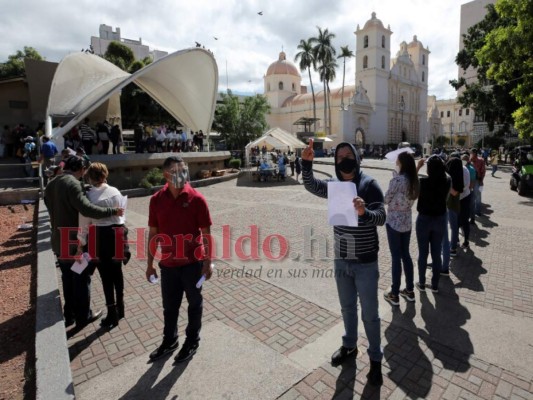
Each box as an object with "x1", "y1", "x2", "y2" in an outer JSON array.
[
  {"x1": 228, "y1": 158, "x2": 241, "y2": 169},
  {"x1": 139, "y1": 168, "x2": 165, "y2": 189}
]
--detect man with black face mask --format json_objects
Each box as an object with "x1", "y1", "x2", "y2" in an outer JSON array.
[{"x1": 302, "y1": 140, "x2": 386, "y2": 386}]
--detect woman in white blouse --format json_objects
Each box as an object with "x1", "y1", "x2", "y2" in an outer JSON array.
[
  {"x1": 383, "y1": 152, "x2": 419, "y2": 306},
  {"x1": 78, "y1": 162, "x2": 127, "y2": 329}
]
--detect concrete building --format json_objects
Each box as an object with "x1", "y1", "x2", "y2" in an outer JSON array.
[
  {"x1": 90, "y1": 24, "x2": 168, "y2": 62},
  {"x1": 264, "y1": 13, "x2": 432, "y2": 149}
]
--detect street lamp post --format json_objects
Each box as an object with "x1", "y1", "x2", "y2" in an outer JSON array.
[{"x1": 399, "y1": 96, "x2": 405, "y2": 143}]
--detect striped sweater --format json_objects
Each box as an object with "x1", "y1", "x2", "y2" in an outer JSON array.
[{"x1": 302, "y1": 159, "x2": 386, "y2": 263}]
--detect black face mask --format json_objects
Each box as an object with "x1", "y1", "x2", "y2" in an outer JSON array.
[{"x1": 338, "y1": 158, "x2": 357, "y2": 174}]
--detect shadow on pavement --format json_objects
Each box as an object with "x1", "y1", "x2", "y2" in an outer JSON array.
[
  {"x1": 68, "y1": 326, "x2": 108, "y2": 360},
  {"x1": 333, "y1": 357, "x2": 356, "y2": 398},
  {"x1": 418, "y1": 287, "x2": 472, "y2": 373},
  {"x1": 451, "y1": 250, "x2": 487, "y2": 292},
  {"x1": 385, "y1": 304, "x2": 432, "y2": 399},
  {"x1": 118, "y1": 358, "x2": 190, "y2": 400}
]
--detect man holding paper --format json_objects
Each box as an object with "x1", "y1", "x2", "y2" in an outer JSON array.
[
  {"x1": 302, "y1": 140, "x2": 386, "y2": 386},
  {"x1": 146, "y1": 156, "x2": 213, "y2": 363},
  {"x1": 44, "y1": 155, "x2": 125, "y2": 331}
]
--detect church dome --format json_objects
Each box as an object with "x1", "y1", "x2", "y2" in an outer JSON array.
[
  {"x1": 363, "y1": 12, "x2": 386, "y2": 30},
  {"x1": 266, "y1": 51, "x2": 300, "y2": 77}
]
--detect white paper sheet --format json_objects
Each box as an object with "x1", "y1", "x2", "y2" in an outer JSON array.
[
  {"x1": 328, "y1": 182, "x2": 358, "y2": 227},
  {"x1": 384, "y1": 147, "x2": 414, "y2": 163},
  {"x1": 71, "y1": 253, "x2": 92, "y2": 274},
  {"x1": 119, "y1": 195, "x2": 128, "y2": 222}
]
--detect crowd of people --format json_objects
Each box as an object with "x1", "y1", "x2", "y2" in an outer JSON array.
[
  {"x1": 133, "y1": 123, "x2": 205, "y2": 154},
  {"x1": 299, "y1": 140, "x2": 493, "y2": 387}
]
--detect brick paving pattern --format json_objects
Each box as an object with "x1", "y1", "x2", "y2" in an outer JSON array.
[{"x1": 60, "y1": 161, "x2": 533, "y2": 398}]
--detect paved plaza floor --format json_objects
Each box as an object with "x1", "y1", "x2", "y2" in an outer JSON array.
[{"x1": 63, "y1": 159, "x2": 533, "y2": 399}]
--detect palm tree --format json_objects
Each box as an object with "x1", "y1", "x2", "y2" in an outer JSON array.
[
  {"x1": 312, "y1": 27, "x2": 336, "y2": 135},
  {"x1": 338, "y1": 45, "x2": 354, "y2": 110},
  {"x1": 295, "y1": 39, "x2": 317, "y2": 132},
  {"x1": 319, "y1": 59, "x2": 338, "y2": 136}
]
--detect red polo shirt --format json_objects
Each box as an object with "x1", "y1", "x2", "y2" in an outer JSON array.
[{"x1": 148, "y1": 182, "x2": 212, "y2": 267}]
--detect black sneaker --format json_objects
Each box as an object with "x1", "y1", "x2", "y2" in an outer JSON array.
[
  {"x1": 383, "y1": 291, "x2": 399, "y2": 306},
  {"x1": 461, "y1": 242, "x2": 470, "y2": 249},
  {"x1": 431, "y1": 286, "x2": 439, "y2": 293},
  {"x1": 440, "y1": 270, "x2": 450, "y2": 276},
  {"x1": 149, "y1": 338, "x2": 179, "y2": 361},
  {"x1": 331, "y1": 346, "x2": 357, "y2": 366},
  {"x1": 415, "y1": 282, "x2": 426, "y2": 292},
  {"x1": 450, "y1": 249, "x2": 458, "y2": 258},
  {"x1": 399, "y1": 289, "x2": 415, "y2": 302},
  {"x1": 174, "y1": 341, "x2": 199, "y2": 363}
]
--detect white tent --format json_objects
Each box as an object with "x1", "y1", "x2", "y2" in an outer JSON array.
[
  {"x1": 46, "y1": 48, "x2": 218, "y2": 143},
  {"x1": 245, "y1": 127, "x2": 307, "y2": 165}
]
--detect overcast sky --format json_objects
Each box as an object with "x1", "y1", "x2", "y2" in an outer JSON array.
[{"x1": 1, "y1": 0, "x2": 475, "y2": 100}]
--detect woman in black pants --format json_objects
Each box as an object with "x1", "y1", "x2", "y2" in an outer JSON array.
[{"x1": 78, "y1": 162, "x2": 127, "y2": 329}]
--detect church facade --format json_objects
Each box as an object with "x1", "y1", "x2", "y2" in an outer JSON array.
[{"x1": 264, "y1": 12, "x2": 433, "y2": 149}]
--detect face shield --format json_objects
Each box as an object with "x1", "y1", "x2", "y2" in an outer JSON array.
[{"x1": 168, "y1": 164, "x2": 189, "y2": 189}]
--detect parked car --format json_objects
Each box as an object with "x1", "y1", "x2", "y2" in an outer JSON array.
[{"x1": 510, "y1": 145, "x2": 533, "y2": 196}]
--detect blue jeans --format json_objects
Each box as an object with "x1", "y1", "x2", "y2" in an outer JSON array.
[
  {"x1": 160, "y1": 261, "x2": 203, "y2": 344},
  {"x1": 386, "y1": 224, "x2": 414, "y2": 295},
  {"x1": 472, "y1": 180, "x2": 482, "y2": 215},
  {"x1": 442, "y1": 210, "x2": 459, "y2": 271},
  {"x1": 334, "y1": 259, "x2": 383, "y2": 362},
  {"x1": 416, "y1": 214, "x2": 446, "y2": 289}
]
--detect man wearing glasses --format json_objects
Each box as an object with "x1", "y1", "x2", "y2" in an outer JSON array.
[{"x1": 146, "y1": 156, "x2": 213, "y2": 363}]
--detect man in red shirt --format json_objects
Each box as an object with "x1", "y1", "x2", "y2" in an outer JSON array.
[
  {"x1": 146, "y1": 156, "x2": 213, "y2": 362},
  {"x1": 470, "y1": 148, "x2": 486, "y2": 222}
]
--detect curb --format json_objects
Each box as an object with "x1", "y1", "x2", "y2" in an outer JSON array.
[{"x1": 35, "y1": 199, "x2": 75, "y2": 400}]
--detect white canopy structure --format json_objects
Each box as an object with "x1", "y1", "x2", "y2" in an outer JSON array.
[
  {"x1": 245, "y1": 127, "x2": 307, "y2": 164},
  {"x1": 46, "y1": 48, "x2": 218, "y2": 142}
]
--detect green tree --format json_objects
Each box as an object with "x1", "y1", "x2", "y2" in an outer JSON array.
[
  {"x1": 311, "y1": 27, "x2": 336, "y2": 135},
  {"x1": 104, "y1": 41, "x2": 135, "y2": 71},
  {"x1": 338, "y1": 45, "x2": 354, "y2": 110},
  {"x1": 0, "y1": 46, "x2": 43, "y2": 78},
  {"x1": 435, "y1": 135, "x2": 449, "y2": 147},
  {"x1": 318, "y1": 58, "x2": 338, "y2": 137},
  {"x1": 449, "y1": 2, "x2": 523, "y2": 138},
  {"x1": 295, "y1": 39, "x2": 317, "y2": 132},
  {"x1": 212, "y1": 90, "x2": 271, "y2": 150}
]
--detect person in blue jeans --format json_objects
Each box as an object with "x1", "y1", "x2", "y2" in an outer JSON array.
[
  {"x1": 441, "y1": 154, "x2": 464, "y2": 273},
  {"x1": 383, "y1": 151, "x2": 419, "y2": 306},
  {"x1": 302, "y1": 140, "x2": 386, "y2": 386},
  {"x1": 415, "y1": 156, "x2": 451, "y2": 293}
]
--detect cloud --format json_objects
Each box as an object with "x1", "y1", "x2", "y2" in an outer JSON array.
[{"x1": 0, "y1": 0, "x2": 469, "y2": 99}]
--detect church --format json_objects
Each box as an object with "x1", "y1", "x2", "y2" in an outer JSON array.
[{"x1": 264, "y1": 12, "x2": 440, "y2": 149}]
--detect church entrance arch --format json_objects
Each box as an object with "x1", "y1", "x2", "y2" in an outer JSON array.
[{"x1": 355, "y1": 128, "x2": 365, "y2": 147}]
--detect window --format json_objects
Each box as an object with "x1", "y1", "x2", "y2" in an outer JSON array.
[
  {"x1": 440, "y1": 111, "x2": 444, "y2": 118},
  {"x1": 364, "y1": 35, "x2": 368, "y2": 48},
  {"x1": 459, "y1": 109, "x2": 462, "y2": 116},
  {"x1": 278, "y1": 81, "x2": 283, "y2": 90},
  {"x1": 382, "y1": 35, "x2": 385, "y2": 48},
  {"x1": 466, "y1": 109, "x2": 470, "y2": 116},
  {"x1": 447, "y1": 111, "x2": 450, "y2": 117},
  {"x1": 292, "y1": 83, "x2": 295, "y2": 91},
  {"x1": 363, "y1": 55, "x2": 368, "y2": 69},
  {"x1": 381, "y1": 56, "x2": 385, "y2": 69},
  {"x1": 422, "y1": 54, "x2": 425, "y2": 65},
  {"x1": 422, "y1": 71, "x2": 425, "y2": 82}
]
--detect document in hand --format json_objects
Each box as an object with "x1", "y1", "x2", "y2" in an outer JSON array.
[
  {"x1": 328, "y1": 181, "x2": 358, "y2": 227},
  {"x1": 119, "y1": 194, "x2": 128, "y2": 222},
  {"x1": 71, "y1": 253, "x2": 92, "y2": 274}
]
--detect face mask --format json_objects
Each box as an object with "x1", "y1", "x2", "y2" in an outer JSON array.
[
  {"x1": 338, "y1": 158, "x2": 357, "y2": 174},
  {"x1": 171, "y1": 168, "x2": 189, "y2": 189}
]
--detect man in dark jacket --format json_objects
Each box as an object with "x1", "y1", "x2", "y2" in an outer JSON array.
[
  {"x1": 44, "y1": 155, "x2": 124, "y2": 331},
  {"x1": 302, "y1": 140, "x2": 386, "y2": 386}
]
